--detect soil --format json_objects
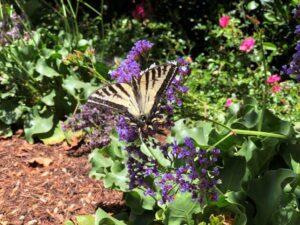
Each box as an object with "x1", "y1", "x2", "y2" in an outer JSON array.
[{"x1": 0, "y1": 134, "x2": 124, "y2": 225}]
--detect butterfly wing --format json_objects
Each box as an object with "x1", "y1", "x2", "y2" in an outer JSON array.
[
  {"x1": 87, "y1": 82, "x2": 141, "y2": 118},
  {"x1": 139, "y1": 64, "x2": 178, "y2": 118},
  {"x1": 87, "y1": 63, "x2": 178, "y2": 122}
]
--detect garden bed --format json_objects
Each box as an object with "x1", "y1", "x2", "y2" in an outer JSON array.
[{"x1": 0, "y1": 134, "x2": 124, "y2": 225}]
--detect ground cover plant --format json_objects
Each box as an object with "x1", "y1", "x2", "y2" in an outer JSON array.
[{"x1": 0, "y1": 0, "x2": 300, "y2": 225}]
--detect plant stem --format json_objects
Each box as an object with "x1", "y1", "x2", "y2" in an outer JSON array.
[
  {"x1": 207, "y1": 131, "x2": 234, "y2": 151},
  {"x1": 257, "y1": 29, "x2": 268, "y2": 131},
  {"x1": 232, "y1": 129, "x2": 287, "y2": 139}
]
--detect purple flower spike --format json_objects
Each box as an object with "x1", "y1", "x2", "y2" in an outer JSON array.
[
  {"x1": 116, "y1": 116, "x2": 139, "y2": 142},
  {"x1": 110, "y1": 40, "x2": 153, "y2": 82},
  {"x1": 295, "y1": 25, "x2": 300, "y2": 35},
  {"x1": 127, "y1": 40, "x2": 154, "y2": 60}
]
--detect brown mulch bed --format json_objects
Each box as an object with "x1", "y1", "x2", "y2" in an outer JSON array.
[{"x1": 0, "y1": 135, "x2": 124, "y2": 225}]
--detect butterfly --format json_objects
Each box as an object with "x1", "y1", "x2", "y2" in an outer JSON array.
[{"x1": 86, "y1": 63, "x2": 178, "y2": 129}]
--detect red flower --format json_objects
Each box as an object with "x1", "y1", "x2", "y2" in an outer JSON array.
[
  {"x1": 225, "y1": 98, "x2": 232, "y2": 107},
  {"x1": 267, "y1": 74, "x2": 281, "y2": 84},
  {"x1": 239, "y1": 37, "x2": 256, "y2": 53},
  {"x1": 132, "y1": 1, "x2": 148, "y2": 21},
  {"x1": 219, "y1": 16, "x2": 230, "y2": 28},
  {"x1": 271, "y1": 84, "x2": 282, "y2": 94}
]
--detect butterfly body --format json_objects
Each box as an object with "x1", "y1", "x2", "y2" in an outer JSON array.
[{"x1": 87, "y1": 63, "x2": 178, "y2": 130}]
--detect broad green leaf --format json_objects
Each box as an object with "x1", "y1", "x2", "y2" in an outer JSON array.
[
  {"x1": 41, "y1": 89, "x2": 56, "y2": 106},
  {"x1": 63, "y1": 220, "x2": 74, "y2": 225},
  {"x1": 141, "y1": 142, "x2": 170, "y2": 167},
  {"x1": 95, "y1": 208, "x2": 126, "y2": 225},
  {"x1": 219, "y1": 156, "x2": 246, "y2": 192},
  {"x1": 164, "y1": 192, "x2": 201, "y2": 225},
  {"x1": 109, "y1": 132, "x2": 127, "y2": 159},
  {"x1": 128, "y1": 210, "x2": 155, "y2": 225},
  {"x1": 103, "y1": 161, "x2": 128, "y2": 191},
  {"x1": 262, "y1": 110, "x2": 291, "y2": 136},
  {"x1": 76, "y1": 215, "x2": 95, "y2": 225},
  {"x1": 62, "y1": 75, "x2": 98, "y2": 99},
  {"x1": 24, "y1": 106, "x2": 54, "y2": 143},
  {"x1": 242, "y1": 108, "x2": 259, "y2": 128},
  {"x1": 125, "y1": 189, "x2": 156, "y2": 213},
  {"x1": 89, "y1": 147, "x2": 114, "y2": 171},
  {"x1": 246, "y1": 138, "x2": 279, "y2": 177},
  {"x1": 171, "y1": 119, "x2": 213, "y2": 146},
  {"x1": 0, "y1": 100, "x2": 26, "y2": 125},
  {"x1": 199, "y1": 193, "x2": 247, "y2": 225},
  {"x1": 247, "y1": 169, "x2": 296, "y2": 225},
  {"x1": 39, "y1": 122, "x2": 66, "y2": 145},
  {"x1": 35, "y1": 58, "x2": 59, "y2": 80}
]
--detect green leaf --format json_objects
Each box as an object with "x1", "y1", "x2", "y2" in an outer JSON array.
[
  {"x1": 263, "y1": 42, "x2": 277, "y2": 51},
  {"x1": 128, "y1": 210, "x2": 155, "y2": 225},
  {"x1": 39, "y1": 122, "x2": 66, "y2": 145},
  {"x1": 171, "y1": 119, "x2": 213, "y2": 146},
  {"x1": 95, "y1": 208, "x2": 126, "y2": 225},
  {"x1": 141, "y1": 142, "x2": 170, "y2": 167},
  {"x1": 103, "y1": 161, "x2": 128, "y2": 191},
  {"x1": 41, "y1": 89, "x2": 56, "y2": 106},
  {"x1": 247, "y1": 169, "x2": 296, "y2": 225},
  {"x1": 76, "y1": 215, "x2": 95, "y2": 225},
  {"x1": 242, "y1": 108, "x2": 259, "y2": 128},
  {"x1": 219, "y1": 156, "x2": 246, "y2": 192},
  {"x1": 0, "y1": 121, "x2": 12, "y2": 137},
  {"x1": 164, "y1": 192, "x2": 201, "y2": 225},
  {"x1": 247, "y1": 1, "x2": 259, "y2": 10},
  {"x1": 125, "y1": 189, "x2": 156, "y2": 213},
  {"x1": 35, "y1": 58, "x2": 59, "y2": 80},
  {"x1": 0, "y1": 100, "x2": 27, "y2": 125},
  {"x1": 262, "y1": 110, "x2": 291, "y2": 136},
  {"x1": 63, "y1": 220, "x2": 75, "y2": 225},
  {"x1": 247, "y1": 138, "x2": 279, "y2": 178},
  {"x1": 199, "y1": 193, "x2": 247, "y2": 225},
  {"x1": 62, "y1": 75, "x2": 98, "y2": 100},
  {"x1": 24, "y1": 106, "x2": 54, "y2": 143},
  {"x1": 89, "y1": 147, "x2": 114, "y2": 172}
]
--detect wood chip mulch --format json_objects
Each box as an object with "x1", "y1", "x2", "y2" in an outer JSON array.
[{"x1": 0, "y1": 136, "x2": 124, "y2": 225}]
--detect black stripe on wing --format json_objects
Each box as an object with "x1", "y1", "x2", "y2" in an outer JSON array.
[
  {"x1": 149, "y1": 64, "x2": 178, "y2": 118},
  {"x1": 87, "y1": 97, "x2": 128, "y2": 112}
]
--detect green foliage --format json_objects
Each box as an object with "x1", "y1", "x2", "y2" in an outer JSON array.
[
  {"x1": 0, "y1": 27, "x2": 102, "y2": 142},
  {"x1": 183, "y1": 1, "x2": 299, "y2": 122},
  {"x1": 100, "y1": 18, "x2": 191, "y2": 62},
  {"x1": 2, "y1": 1, "x2": 300, "y2": 224},
  {"x1": 88, "y1": 96, "x2": 299, "y2": 224}
]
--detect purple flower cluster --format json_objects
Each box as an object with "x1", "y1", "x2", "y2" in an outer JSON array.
[
  {"x1": 281, "y1": 5, "x2": 300, "y2": 82},
  {"x1": 154, "y1": 137, "x2": 221, "y2": 204},
  {"x1": 121, "y1": 136, "x2": 221, "y2": 205},
  {"x1": 110, "y1": 40, "x2": 154, "y2": 82},
  {"x1": 63, "y1": 104, "x2": 116, "y2": 151},
  {"x1": 166, "y1": 58, "x2": 190, "y2": 106},
  {"x1": 116, "y1": 116, "x2": 139, "y2": 142},
  {"x1": 0, "y1": 12, "x2": 29, "y2": 46},
  {"x1": 126, "y1": 145, "x2": 159, "y2": 190}
]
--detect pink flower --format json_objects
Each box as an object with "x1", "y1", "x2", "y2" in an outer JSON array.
[
  {"x1": 271, "y1": 84, "x2": 282, "y2": 94},
  {"x1": 219, "y1": 15, "x2": 230, "y2": 28},
  {"x1": 225, "y1": 98, "x2": 232, "y2": 107},
  {"x1": 239, "y1": 37, "x2": 256, "y2": 53},
  {"x1": 267, "y1": 74, "x2": 281, "y2": 84},
  {"x1": 132, "y1": 1, "x2": 148, "y2": 21}
]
